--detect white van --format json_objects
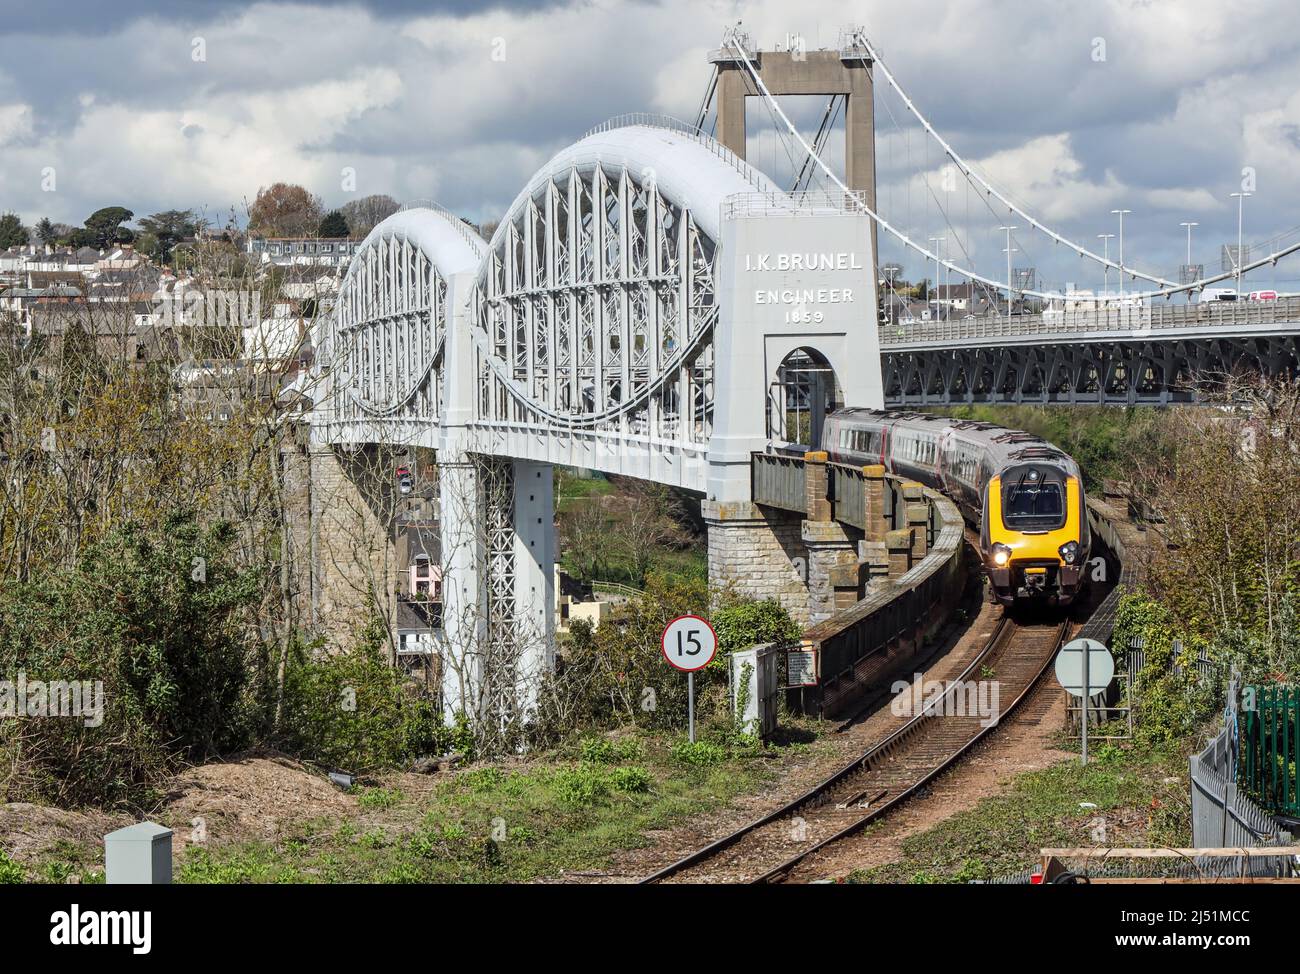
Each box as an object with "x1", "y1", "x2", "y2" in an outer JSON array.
[{"x1": 1198, "y1": 287, "x2": 1237, "y2": 303}]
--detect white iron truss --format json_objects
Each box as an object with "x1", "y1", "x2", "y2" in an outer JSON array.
[{"x1": 318, "y1": 117, "x2": 780, "y2": 492}]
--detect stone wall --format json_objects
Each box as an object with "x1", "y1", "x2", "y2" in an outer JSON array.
[
  {"x1": 703, "y1": 500, "x2": 810, "y2": 626},
  {"x1": 305, "y1": 444, "x2": 400, "y2": 650}
]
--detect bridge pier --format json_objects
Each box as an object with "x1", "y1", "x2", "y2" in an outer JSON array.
[
  {"x1": 306, "y1": 443, "x2": 400, "y2": 643},
  {"x1": 438, "y1": 452, "x2": 555, "y2": 729},
  {"x1": 703, "y1": 500, "x2": 810, "y2": 627},
  {"x1": 803, "y1": 519, "x2": 862, "y2": 624}
]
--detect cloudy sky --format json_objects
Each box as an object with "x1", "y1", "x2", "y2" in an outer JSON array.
[{"x1": 1, "y1": 0, "x2": 1298, "y2": 289}]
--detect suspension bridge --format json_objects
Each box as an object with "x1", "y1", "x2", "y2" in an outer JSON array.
[{"x1": 308, "y1": 25, "x2": 1300, "y2": 722}]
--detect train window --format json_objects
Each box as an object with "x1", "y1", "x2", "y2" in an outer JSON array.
[{"x1": 1004, "y1": 481, "x2": 1065, "y2": 529}]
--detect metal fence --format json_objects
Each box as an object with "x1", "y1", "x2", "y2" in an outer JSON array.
[
  {"x1": 879, "y1": 295, "x2": 1300, "y2": 347},
  {"x1": 1241, "y1": 684, "x2": 1300, "y2": 818},
  {"x1": 1191, "y1": 725, "x2": 1293, "y2": 850}
]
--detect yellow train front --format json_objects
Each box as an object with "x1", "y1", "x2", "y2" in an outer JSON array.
[{"x1": 978, "y1": 457, "x2": 1090, "y2": 608}]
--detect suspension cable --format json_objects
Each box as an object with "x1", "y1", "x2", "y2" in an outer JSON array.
[{"x1": 722, "y1": 28, "x2": 1300, "y2": 303}]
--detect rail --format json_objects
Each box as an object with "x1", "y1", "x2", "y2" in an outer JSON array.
[
  {"x1": 879, "y1": 295, "x2": 1300, "y2": 347},
  {"x1": 589, "y1": 579, "x2": 644, "y2": 600}
]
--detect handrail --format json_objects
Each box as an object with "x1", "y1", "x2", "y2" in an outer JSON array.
[{"x1": 880, "y1": 295, "x2": 1300, "y2": 346}]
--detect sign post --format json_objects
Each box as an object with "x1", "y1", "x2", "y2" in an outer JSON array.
[
  {"x1": 1054, "y1": 637, "x2": 1115, "y2": 765},
  {"x1": 661, "y1": 615, "x2": 718, "y2": 743}
]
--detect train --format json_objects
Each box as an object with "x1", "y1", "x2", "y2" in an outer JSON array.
[{"x1": 820, "y1": 409, "x2": 1090, "y2": 608}]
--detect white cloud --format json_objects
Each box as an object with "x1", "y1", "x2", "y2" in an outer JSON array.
[
  {"x1": 0, "y1": 0, "x2": 1297, "y2": 285},
  {"x1": 0, "y1": 103, "x2": 32, "y2": 146}
]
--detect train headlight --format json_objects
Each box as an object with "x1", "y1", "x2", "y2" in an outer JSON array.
[
  {"x1": 992, "y1": 543, "x2": 1012, "y2": 567},
  {"x1": 1059, "y1": 541, "x2": 1079, "y2": 565}
]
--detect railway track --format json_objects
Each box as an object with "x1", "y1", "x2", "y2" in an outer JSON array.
[{"x1": 641, "y1": 614, "x2": 1069, "y2": 884}]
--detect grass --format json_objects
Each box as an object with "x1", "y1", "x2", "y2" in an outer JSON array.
[
  {"x1": 170, "y1": 726, "x2": 828, "y2": 884},
  {"x1": 847, "y1": 739, "x2": 1192, "y2": 884}
]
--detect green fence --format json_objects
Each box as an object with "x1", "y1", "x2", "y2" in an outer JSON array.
[{"x1": 1240, "y1": 684, "x2": 1300, "y2": 818}]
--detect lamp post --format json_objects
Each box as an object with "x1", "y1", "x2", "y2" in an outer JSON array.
[
  {"x1": 1180, "y1": 221, "x2": 1198, "y2": 304},
  {"x1": 1097, "y1": 233, "x2": 1114, "y2": 304},
  {"x1": 1230, "y1": 193, "x2": 1251, "y2": 296},
  {"x1": 928, "y1": 236, "x2": 946, "y2": 321},
  {"x1": 1110, "y1": 209, "x2": 1131, "y2": 304},
  {"x1": 999, "y1": 226, "x2": 1017, "y2": 318}
]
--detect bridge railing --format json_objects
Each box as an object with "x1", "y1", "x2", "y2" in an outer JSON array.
[
  {"x1": 751, "y1": 452, "x2": 808, "y2": 514},
  {"x1": 879, "y1": 295, "x2": 1300, "y2": 346}
]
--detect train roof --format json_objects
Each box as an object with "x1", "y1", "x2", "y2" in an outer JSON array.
[{"x1": 828, "y1": 407, "x2": 1080, "y2": 476}]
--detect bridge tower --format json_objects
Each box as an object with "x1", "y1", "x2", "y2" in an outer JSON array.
[{"x1": 708, "y1": 31, "x2": 879, "y2": 286}]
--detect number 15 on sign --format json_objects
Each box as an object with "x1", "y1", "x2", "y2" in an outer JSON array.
[{"x1": 661, "y1": 615, "x2": 718, "y2": 743}]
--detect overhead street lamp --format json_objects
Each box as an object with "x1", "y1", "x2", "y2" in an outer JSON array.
[
  {"x1": 1180, "y1": 221, "x2": 1198, "y2": 303},
  {"x1": 928, "y1": 236, "x2": 946, "y2": 322},
  {"x1": 1097, "y1": 233, "x2": 1115, "y2": 302},
  {"x1": 1110, "y1": 209, "x2": 1131, "y2": 303},
  {"x1": 999, "y1": 226, "x2": 1018, "y2": 319},
  {"x1": 1230, "y1": 192, "x2": 1252, "y2": 296}
]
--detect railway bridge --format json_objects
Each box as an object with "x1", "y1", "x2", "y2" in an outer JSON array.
[
  {"x1": 304, "y1": 26, "x2": 1300, "y2": 725},
  {"x1": 309, "y1": 115, "x2": 882, "y2": 720}
]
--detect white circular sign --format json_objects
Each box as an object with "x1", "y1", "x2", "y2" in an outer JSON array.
[
  {"x1": 661, "y1": 615, "x2": 718, "y2": 672},
  {"x1": 1054, "y1": 638, "x2": 1115, "y2": 698}
]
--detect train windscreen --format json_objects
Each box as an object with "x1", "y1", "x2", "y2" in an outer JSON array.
[{"x1": 1002, "y1": 479, "x2": 1065, "y2": 529}]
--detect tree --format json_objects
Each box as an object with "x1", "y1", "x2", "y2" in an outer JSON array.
[
  {"x1": 34, "y1": 217, "x2": 57, "y2": 246},
  {"x1": 1131, "y1": 373, "x2": 1300, "y2": 646},
  {"x1": 340, "y1": 194, "x2": 399, "y2": 237},
  {"x1": 82, "y1": 206, "x2": 135, "y2": 248},
  {"x1": 318, "y1": 210, "x2": 350, "y2": 238},
  {"x1": 0, "y1": 213, "x2": 28, "y2": 249},
  {"x1": 136, "y1": 209, "x2": 204, "y2": 262},
  {"x1": 247, "y1": 182, "x2": 323, "y2": 237}
]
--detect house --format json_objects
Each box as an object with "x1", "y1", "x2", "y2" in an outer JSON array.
[{"x1": 246, "y1": 236, "x2": 360, "y2": 268}]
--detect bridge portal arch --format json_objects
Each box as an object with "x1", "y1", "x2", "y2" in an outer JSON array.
[{"x1": 769, "y1": 345, "x2": 844, "y2": 450}]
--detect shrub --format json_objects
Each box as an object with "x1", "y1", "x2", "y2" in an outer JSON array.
[
  {"x1": 0, "y1": 849, "x2": 24, "y2": 884},
  {"x1": 277, "y1": 609, "x2": 459, "y2": 773},
  {"x1": 670, "y1": 739, "x2": 729, "y2": 767},
  {"x1": 554, "y1": 766, "x2": 610, "y2": 807},
  {"x1": 0, "y1": 513, "x2": 262, "y2": 806},
  {"x1": 578, "y1": 736, "x2": 645, "y2": 764},
  {"x1": 608, "y1": 765, "x2": 652, "y2": 794}
]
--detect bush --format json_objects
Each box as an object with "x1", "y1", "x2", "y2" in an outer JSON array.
[
  {"x1": 607, "y1": 765, "x2": 652, "y2": 794},
  {"x1": 277, "y1": 609, "x2": 459, "y2": 773},
  {"x1": 0, "y1": 513, "x2": 262, "y2": 806},
  {"x1": 554, "y1": 766, "x2": 611, "y2": 807},
  {"x1": 578, "y1": 736, "x2": 644, "y2": 764},
  {"x1": 536, "y1": 579, "x2": 798, "y2": 742}
]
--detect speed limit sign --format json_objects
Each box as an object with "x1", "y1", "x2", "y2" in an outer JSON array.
[
  {"x1": 661, "y1": 615, "x2": 717, "y2": 743},
  {"x1": 661, "y1": 615, "x2": 717, "y2": 672}
]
